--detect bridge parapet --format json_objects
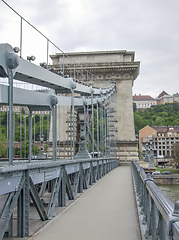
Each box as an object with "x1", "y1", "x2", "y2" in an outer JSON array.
[
  {"x1": 132, "y1": 160, "x2": 179, "y2": 239},
  {"x1": 0, "y1": 157, "x2": 118, "y2": 239}
]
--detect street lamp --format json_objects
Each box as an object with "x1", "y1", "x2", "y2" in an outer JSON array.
[
  {"x1": 149, "y1": 139, "x2": 155, "y2": 168},
  {"x1": 145, "y1": 142, "x2": 149, "y2": 162}
]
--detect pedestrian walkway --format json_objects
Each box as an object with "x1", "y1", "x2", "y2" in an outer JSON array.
[{"x1": 29, "y1": 166, "x2": 141, "y2": 240}]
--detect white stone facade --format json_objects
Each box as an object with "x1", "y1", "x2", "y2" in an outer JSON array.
[{"x1": 50, "y1": 50, "x2": 140, "y2": 162}]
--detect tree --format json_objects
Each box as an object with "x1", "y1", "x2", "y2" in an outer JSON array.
[
  {"x1": 133, "y1": 102, "x2": 179, "y2": 134},
  {"x1": 159, "y1": 111, "x2": 168, "y2": 117},
  {"x1": 172, "y1": 143, "x2": 179, "y2": 164},
  {"x1": 154, "y1": 117, "x2": 165, "y2": 126},
  {"x1": 173, "y1": 119, "x2": 179, "y2": 126},
  {"x1": 0, "y1": 135, "x2": 7, "y2": 157},
  {"x1": 133, "y1": 102, "x2": 137, "y2": 111}
]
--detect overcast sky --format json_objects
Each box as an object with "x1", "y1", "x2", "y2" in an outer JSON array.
[{"x1": 0, "y1": 0, "x2": 179, "y2": 98}]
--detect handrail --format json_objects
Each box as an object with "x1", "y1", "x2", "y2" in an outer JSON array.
[{"x1": 131, "y1": 160, "x2": 179, "y2": 239}]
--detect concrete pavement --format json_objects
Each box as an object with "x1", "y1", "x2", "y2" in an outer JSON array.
[{"x1": 29, "y1": 166, "x2": 141, "y2": 240}]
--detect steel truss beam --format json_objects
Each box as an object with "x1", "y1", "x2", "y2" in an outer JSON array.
[
  {"x1": 0, "y1": 175, "x2": 24, "y2": 239},
  {"x1": 0, "y1": 83, "x2": 114, "y2": 110},
  {"x1": 46, "y1": 166, "x2": 64, "y2": 218},
  {"x1": 29, "y1": 177, "x2": 48, "y2": 221}
]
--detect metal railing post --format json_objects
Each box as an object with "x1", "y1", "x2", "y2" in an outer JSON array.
[
  {"x1": 28, "y1": 110, "x2": 32, "y2": 162},
  {"x1": 52, "y1": 106, "x2": 57, "y2": 160},
  {"x1": 63, "y1": 53, "x2": 64, "y2": 78},
  {"x1": 58, "y1": 106, "x2": 60, "y2": 159},
  {"x1": 91, "y1": 88, "x2": 94, "y2": 157},
  {"x1": 71, "y1": 82, "x2": 76, "y2": 159},
  {"x1": 104, "y1": 101, "x2": 107, "y2": 156},
  {"x1": 97, "y1": 101, "x2": 99, "y2": 154},
  {"x1": 8, "y1": 69, "x2": 14, "y2": 165},
  {"x1": 83, "y1": 101, "x2": 87, "y2": 157},
  {"x1": 70, "y1": 106, "x2": 73, "y2": 159}
]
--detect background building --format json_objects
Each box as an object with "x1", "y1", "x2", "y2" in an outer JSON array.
[
  {"x1": 156, "y1": 91, "x2": 174, "y2": 105},
  {"x1": 139, "y1": 125, "x2": 179, "y2": 163},
  {"x1": 133, "y1": 94, "x2": 156, "y2": 109},
  {"x1": 133, "y1": 91, "x2": 179, "y2": 109}
]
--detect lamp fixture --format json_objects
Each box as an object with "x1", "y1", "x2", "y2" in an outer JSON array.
[
  {"x1": 13, "y1": 47, "x2": 19, "y2": 53},
  {"x1": 27, "y1": 55, "x2": 36, "y2": 62}
]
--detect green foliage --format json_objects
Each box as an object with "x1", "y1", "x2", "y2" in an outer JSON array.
[
  {"x1": 138, "y1": 149, "x2": 142, "y2": 160},
  {"x1": 154, "y1": 117, "x2": 164, "y2": 125},
  {"x1": 172, "y1": 142, "x2": 179, "y2": 164},
  {"x1": 0, "y1": 135, "x2": 7, "y2": 157},
  {"x1": 0, "y1": 111, "x2": 50, "y2": 157},
  {"x1": 133, "y1": 102, "x2": 137, "y2": 112},
  {"x1": 134, "y1": 102, "x2": 179, "y2": 134},
  {"x1": 14, "y1": 142, "x2": 40, "y2": 158},
  {"x1": 155, "y1": 167, "x2": 179, "y2": 173}
]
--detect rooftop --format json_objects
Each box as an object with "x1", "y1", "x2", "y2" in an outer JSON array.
[
  {"x1": 133, "y1": 95, "x2": 155, "y2": 101},
  {"x1": 152, "y1": 126, "x2": 179, "y2": 133}
]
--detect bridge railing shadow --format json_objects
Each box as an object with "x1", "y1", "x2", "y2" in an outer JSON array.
[{"x1": 132, "y1": 160, "x2": 179, "y2": 240}]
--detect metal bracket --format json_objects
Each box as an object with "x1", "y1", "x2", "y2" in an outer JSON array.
[
  {"x1": 29, "y1": 177, "x2": 48, "y2": 221},
  {"x1": 46, "y1": 167, "x2": 63, "y2": 218},
  {"x1": 167, "y1": 214, "x2": 179, "y2": 237},
  {"x1": 168, "y1": 202, "x2": 179, "y2": 237},
  {"x1": 65, "y1": 170, "x2": 74, "y2": 200},
  {"x1": 0, "y1": 43, "x2": 19, "y2": 78},
  {"x1": 144, "y1": 174, "x2": 154, "y2": 186}
]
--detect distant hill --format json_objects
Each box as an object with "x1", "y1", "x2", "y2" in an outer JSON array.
[{"x1": 134, "y1": 102, "x2": 179, "y2": 134}]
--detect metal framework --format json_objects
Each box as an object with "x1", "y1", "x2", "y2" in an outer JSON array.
[
  {"x1": 0, "y1": 43, "x2": 118, "y2": 239},
  {"x1": 132, "y1": 160, "x2": 179, "y2": 240},
  {"x1": 0, "y1": 158, "x2": 118, "y2": 239}
]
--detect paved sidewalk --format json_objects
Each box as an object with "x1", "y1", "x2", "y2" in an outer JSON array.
[{"x1": 29, "y1": 166, "x2": 141, "y2": 240}]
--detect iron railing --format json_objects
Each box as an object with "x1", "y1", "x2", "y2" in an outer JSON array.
[
  {"x1": 0, "y1": 158, "x2": 119, "y2": 239},
  {"x1": 131, "y1": 160, "x2": 179, "y2": 240}
]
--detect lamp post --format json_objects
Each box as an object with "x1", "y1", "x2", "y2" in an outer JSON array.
[
  {"x1": 145, "y1": 142, "x2": 149, "y2": 162},
  {"x1": 75, "y1": 107, "x2": 91, "y2": 159},
  {"x1": 149, "y1": 139, "x2": 155, "y2": 168}
]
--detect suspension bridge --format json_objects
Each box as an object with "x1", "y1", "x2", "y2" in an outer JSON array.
[
  {"x1": 1, "y1": 43, "x2": 179, "y2": 240},
  {"x1": 1, "y1": 2, "x2": 179, "y2": 239},
  {"x1": 0, "y1": 42, "x2": 139, "y2": 239}
]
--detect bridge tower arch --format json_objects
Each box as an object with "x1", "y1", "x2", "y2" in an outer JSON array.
[{"x1": 50, "y1": 50, "x2": 140, "y2": 164}]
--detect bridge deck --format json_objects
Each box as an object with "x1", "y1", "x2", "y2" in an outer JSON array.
[{"x1": 29, "y1": 166, "x2": 141, "y2": 240}]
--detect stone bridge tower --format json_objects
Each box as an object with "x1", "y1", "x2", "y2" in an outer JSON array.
[{"x1": 50, "y1": 50, "x2": 140, "y2": 164}]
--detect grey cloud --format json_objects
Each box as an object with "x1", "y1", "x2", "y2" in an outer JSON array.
[{"x1": 1, "y1": 0, "x2": 179, "y2": 97}]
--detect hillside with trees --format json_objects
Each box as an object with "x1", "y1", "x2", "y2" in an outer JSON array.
[{"x1": 133, "y1": 102, "x2": 179, "y2": 134}]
